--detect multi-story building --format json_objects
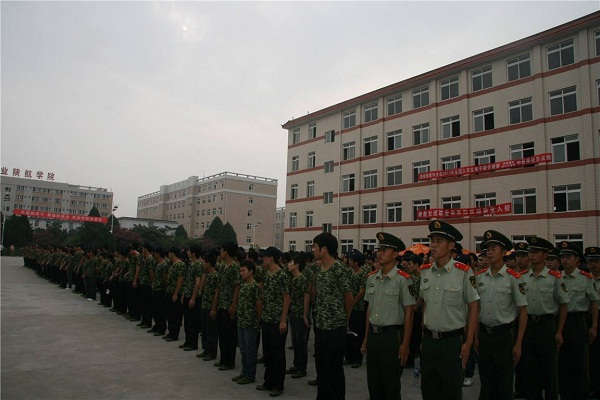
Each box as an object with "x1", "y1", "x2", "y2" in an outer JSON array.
[
  {"x1": 0, "y1": 175, "x2": 113, "y2": 230},
  {"x1": 274, "y1": 207, "x2": 286, "y2": 250},
  {"x1": 118, "y1": 217, "x2": 179, "y2": 234},
  {"x1": 137, "y1": 172, "x2": 277, "y2": 247},
  {"x1": 282, "y1": 12, "x2": 600, "y2": 254}
]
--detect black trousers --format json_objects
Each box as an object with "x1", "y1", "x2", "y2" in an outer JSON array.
[
  {"x1": 558, "y1": 313, "x2": 588, "y2": 400},
  {"x1": 183, "y1": 297, "x2": 201, "y2": 348},
  {"x1": 289, "y1": 316, "x2": 308, "y2": 372},
  {"x1": 315, "y1": 326, "x2": 346, "y2": 400},
  {"x1": 167, "y1": 295, "x2": 183, "y2": 339},
  {"x1": 514, "y1": 318, "x2": 527, "y2": 395},
  {"x1": 346, "y1": 309, "x2": 366, "y2": 365},
  {"x1": 151, "y1": 291, "x2": 166, "y2": 333},
  {"x1": 478, "y1": 326, "x2": 515, "y2": 400},
  {"x1": 262, "y1": 322, "x2": 286, "y2": 390},
  {"x1": 141, "y1": 285, "x2": 153, "y2": 326},
  {"x1": 421, "y1": 332, "x2": 463, "y2": 400},
  {"x1": 217, "y1": 309, "x2": 237, "y2": 367},
  {"x1": 366, "y1": 326, "x2": 404, "y2": 400},
  {"x1": 201, "y1": 308, "x2": 218, "y2": 356},
  {"x1": 523, "y1": 316, "x2": 558, "y2": 400},
  {"x1": 85, "y1": 277, "x2": 97, "y2": 300}
]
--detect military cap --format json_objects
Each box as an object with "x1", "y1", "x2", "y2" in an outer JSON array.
[
  {"x1": 585, "y1": 247, "x2": 600, "y2": 259},
  {"x1": 376, "y1": 232, "x2": 406, "y2": 251},
  {"x1": 428, "y1": 220, "x2": 463, "y2": 242},
  {"x1": 481, "y1": 230, "x2": 513, "y2": 251},
  {"x1": 514, "y1": 242, "x2": 529, "y2": 254},
  {"x1": 348, "y1": 248, "x2": 365, "y2": 263},
  {"x1": 526, "y1": 236, "x2": 554, "y2": 252},
  {"x1": 558, "y1": 241, "x2": 583, "y2": 258},
  {"x1": 547, "y1": 247, "x2": 561, "y2": 259},
  {"x1": 453, "y1": 242, "x2": 464, "y2": 255}
]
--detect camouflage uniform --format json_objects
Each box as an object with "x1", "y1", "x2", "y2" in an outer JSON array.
[
  {"x1": 182, "y1": 260, "x2": 203, "y2": 349},
  {"x1": 165, "y1": 260, "x2": 185, "y2": 339},
  {"x1": 217, "y1": 261, "x2": 240, "y2": 368},
  {"x1": 201, "y1": 268, "x2": 219, "y2": 357},
  {"x1": 238, "y1": 279, "x2": 261, "y2": 380},
  {"x1": 289, "y1": 272, "x2": 310, "y2": 373}
]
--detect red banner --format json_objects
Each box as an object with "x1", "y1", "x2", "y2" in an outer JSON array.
[
  {"x1": 418, "y1": 153, "x2": 552, "y2": 181},
  {"x1": 417, "y1": 203, "x2": 512, "y2": 220},
  {"x1": 13, "y1": 209, "x2": 108, "y2": 223}
]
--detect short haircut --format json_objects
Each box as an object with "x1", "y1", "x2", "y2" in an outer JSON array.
[
  {"x1": 222, "y1": 242, "x2": 238, "y2": 258},
  {"x1": 240, "y1": 259, "x2": 256, "y2": 274},
  {"x1": 290, "y1": 252, "x2": 307, "y2": 271},
  {"x1": 189, "y1": 243, "x2": 203, "y2": 257},
  {"x1": 313, "y1": 232, "x2": 338, "y2": 256}
]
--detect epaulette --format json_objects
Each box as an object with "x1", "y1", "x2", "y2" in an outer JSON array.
[
  {"x1": 420, "y1": 264, "x2": 432, "y2": 271},
  {"x1": 548, "y1": 269, "x2": 562, "y2": 278},
  {"x1": 454, "y1": 261, "x2": 470, "y2": 272},
  {"x1": 579, "y1": 269, "x2": 593, "y2": 279},
  {"x1": 397, "y1": 270, "x2": 410, "y2": 279},
  {"x1": 506, "y1": 268, "x2": 521, "y2": 278},
  {"x1": 475, "y1": 267, "x2": 488, "y2": 276}
]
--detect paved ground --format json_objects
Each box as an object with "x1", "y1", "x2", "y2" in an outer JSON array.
[{"x1": 2, "y1": 256, "x2": 480, "y2": 399}]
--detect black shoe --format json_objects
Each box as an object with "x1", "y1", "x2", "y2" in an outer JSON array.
[
  {"x1": 198, "y1": 351, "x2": 207, "y2": 357},
  {"x1": 147, "y1": 328, "x2": 155, "y2": 333},
  {"x1": 183, "y1": 346, "x2": 198, "y2": 351},
  {"x1": 179, "y1": 343, "x2": 187, "y2": 349},
  {"x1": 286, "y1": 367, "x2": 298, "y2": 375},
  {"x1": 308, "y1": 379, "x2": 317, "y2": 386},
  {"x1": 292, "y1": 371, "x2": 307, "y2": 378},
  {"x1": 219, "y1": 365, "x2": 234, "y2": 371},
  {"x1": 154, "y1": 331, "x2": 165, "y2": 336},
  {"x1": 203, "y1": 355, "x2": 216, "y2": 361},
  {"x1": 269, "y1": 389, "x2": 283, "y2": 397},
  {"x1": 165, "y1": 337, "x2": 178, "y2": 342},
  {"x1": 214, "y1": 362, "x2": 222, "y2": 367},
  {"x1": 256, "y1": 384, "x2": 272, "y2": 391}
]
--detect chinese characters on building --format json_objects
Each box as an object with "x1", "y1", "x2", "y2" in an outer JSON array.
[{"x1": 1, "y1": 167, "x2": 55, "y2": 181}]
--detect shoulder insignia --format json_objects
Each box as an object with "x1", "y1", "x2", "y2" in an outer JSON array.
[
  {"x1": 454, "y1": 261, "x2": 470, "y2": 272},
  {"x1": 420, "y1": 264, "x2": 432, "y2": 271},
  {"x1": 506, "y1": 268, "x2": 521, "y2": 279},
  {"x1": 579, "y1": 269, "x2": 593, "y2": 279},
  {"x1": 397, "y1": 270, "x2": 410, "y2": 279},
  {"x1": 475, "y1": 267, "x2": 488, "y2": 276},
  {"x1": 548, "y1": 269, "x2": 562, "y2": 278}
]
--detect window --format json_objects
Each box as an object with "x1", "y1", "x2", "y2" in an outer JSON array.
[
  {"x1": 325, "y1": 130, "x2": 336, "y2": 143},
  {"x1": 308, "y1": 122, "x2": 317, "y2": 139},
  {"x1": 475, "y1": 192, "x2": 497, "y2": 208},
  {"x1": 305, "y1": 211, "x2": 314, "y2": 227},
  {"x1": 509, "y1": 97, "x2": 533, "y2": 124},
  {"x1": 323, "y1": 192, "x2": 334, "y2": 204},
  {"x1": 291, "y1": 156, "x2": 299, "y2": 171},
  {"x1": 550, "y1": 87, "x2": 577, "y2": 115},
  {"x1": 343, "y1": 110, "x2": 356, "y2": 129},
  {"x1": 413, "y1": 160, "x2": 430, "y2": 182},
  {"x1": 387, "y1": 166, "x2": 402, "y2": 186},
  {"x1": 290, "y1": 184, "x2": 298, "y2": 200},
  {"x1": 247, "y1": 223, "x2": 253, "y2": 230},
  {"x1": 510, "y1": 142, "x2": 534, "y2": 160},
  {"x1": 547, "y1": 39, "x2": 574, "y2": 70},
  {"x1": 387, "y1": 94, "x2": 402, "y2": 115},
  {"x1": 247, "y1": 209, "x2": 253, "y2": 216},
  {"x1": 387, "y1": 202, "x2": 402, "y2": 222},
  {"x1": 362, "y1": 239, "x2": 376, "y2": 253},
  {"x1": 473, "y1": 107, "x2": 494, "y2": 132},
  {"x1": 441, "y1": 155, "x2": 461, "y2": 170},
  {"x1": 322, "y1": 223, "x2": 332, "y2": 233},
  {"x1": 554, "y1": 234, "x2": 583, "y2": 252},
  {"x1": 472, "y1": 65, "x2": 492, "y2": 91},
  {"x1": 512, "y1": 188, "x2": 536, "y2": 214},
  {"x1": 363, "y1": 205, "x2": 377, "y2": 224},
  {"x1": 364, "y1": 102, "x2": 378, "y2": 122},
  {"x1": 596, "y1": 31, "x2": 600, "y2": 56},
  {"x1": 248, "y1": 197, "x2": 253, "y2": 204},
  {"x1": 289, "y1": 241, "x2": 296, "y2": 251},
  {"x1": 413, "y1": 87, "x2": 429, "y2": 108},
  {"x1": 342, "y1": 174, "x2": 355, "y2": 192},
  {"x1": 413, "y1": 123, "x2": 430, "y2": 145},
  {"x1": 441, "y1": 115, "x2": 460, "y2": 138},
  {"x1": 324, "y1": 160, "x2": 334, "y2": 173},
  {"x1": 442, "y1": 196, "x2": 461, "y2": 209},
  {"x1": 307, "y1": 152, "x2": 316, "y2": 168},
  {"x1": 553, "y1": 184, "x2": 581, "y2": 212},
  {"x1": 387, "y1": 129, "x2": 402, "y2": 150},
  {"x1": 440, "y1": 77, "x2": 459, "y2": 100},
  {"x1": 306, "y1": 181, "x2": 315, "y2": 198},
  {"x1": 289, "y1": 212, "x2": 297, "y2": 228},
  {"x1": 361, "y1": 169, "x2": 377, "y2": 190},
  {"x1": 552, "y1": 134, "x2": 580, "y2": 163},
  {"x1": 474, "y1": 149, "x2": 495, "y2": 165},
  {"x1": 341, "y1": 240, "x2": 354, "y2": 255},
  {"x1": 364, "y1": 136, "x2": 378, "y2": 156},
  {"x1": 597, "y1": 79, "x2": 600, "y2": 105},
  {"x1": 343, "y1": 141, "x2": 355, "y2": 161},
  {"x1": 341, "y1": 207, "x2": 355, "y2": 225},
  {"x1": 413, "y1": 199, "x2": 430, "y2": 220},
  {"x1": 305, "y1": 240, "x2": 313, "y2": 252},
  {"x1": 291, "y1": 128, "x2": 300, "y2": 144},
  {"x1": 507, "y1": 54, "x2": 531, "y2": 81}
]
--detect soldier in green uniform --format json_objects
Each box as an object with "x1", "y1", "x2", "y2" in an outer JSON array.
[
  {"x1": 233, "y1": 260, "x2": 262, "y2": 385},
  {"x1": 475, "y1": 230, "x2": 528, "y2": 400},
  {"x1": 520, "y1": 236, "x2": 569, "y2": 400},
  {"x1": 198, "y1": 249, "x2": 220, "y2": 360},
  {"x1": 558, "y1": 241, "x2": 599, "y2": 400},
  {"x1": 138, "y1": 248, "x2": 154, "y2": 329},
  {"x1": 125, "y1": 250, "x2": 140, "y2": 320},
  {"x1": 547, "y1": 247, "x2": 562, "y2": 271},
  {"x1": 311, "y1": 232, "x2": 353, "y2": 400},
  {"x1": 286, "y1": 252, "x2": 310, "y2": 378},
  {"x1": 586, "y1": 246, "x2": 600, "y2": 398},
  {"x1": 419, "y1": 220, "x2": 479, "y2": 400},
  {"x1": 346, "y1": 249, "x2": 368, "y2": 369},
  {"x1": 150, "y1": 249, "x2": 169, "y2": 335},
  {"x1": 164, "y1": 249, "x2": 185, "y2": 341},
  {"x1": 362, "y1": 232, "x2": 416, "y2": 400},
  {"x1": 513, "y1": 241, "x2": 530, "y2": 398},
  {"x1": 82, "y1": 250, "x2": 98, "y2": 301},
  {"x1": 181, "y1": 246, "x2": 203, "y2": 351}
]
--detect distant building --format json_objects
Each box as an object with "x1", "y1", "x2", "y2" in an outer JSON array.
[
  {"x1": 274, "y1": 207, "x2": 285, "y2": 250},
  {"x1": 118, "y1": 217, "x2": 179, "y2": 234},
  {"x1": 137, "y1": 171, "x2": 277, "y2": 247}
]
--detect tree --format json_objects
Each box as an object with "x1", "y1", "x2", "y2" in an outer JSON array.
[
  {"x1": 204, "y1": 217, "x2": 224, "y2": 243},
  {"x1": 76, "y1": 206, "x2": 112, "y2": 250},
  {"x1": 3, "y1": 215, "x2": 33, "y2": 248},
  {"x1": 106, "y1": 214, "x2": 119, "y2": 232},
  {"x1": 33, "y1": 220, "x2": 66, "y2": 248},
  {"x1": 222, "y1": 222, "x2": 238, "y2": 246}
]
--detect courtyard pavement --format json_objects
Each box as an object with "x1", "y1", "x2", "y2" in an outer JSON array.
[{"x1": 1, "y1": 256, "x2": 480, "y2": 399}]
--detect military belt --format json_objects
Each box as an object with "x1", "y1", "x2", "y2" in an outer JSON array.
[
  {"x1": 369, "y1": 324, "x2": 402, "y2": 335},
  {"x1": 423, "y1": 327, "x2": 463, "y2": 340},
  {"x1": 528, "y1": 314, "x2": 554, "y2": 323},
  {"x1": 480, "y1": 322, "x2": 514, "y2": 335}
]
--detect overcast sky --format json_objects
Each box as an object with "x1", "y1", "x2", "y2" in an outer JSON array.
[{"x1": 2, "y1": 1, "x2": 598, "y2": 217}]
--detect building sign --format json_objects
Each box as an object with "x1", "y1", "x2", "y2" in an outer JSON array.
[
  {"x1": 1, "y1": 167, "x2": 55, "y2": 181},
  {"x1": 417, "y1": 203, "x2": 512, "y2": 219},
  {"x1": 418, "y1": 153, "x2": 552, "y2": 181},
  {"x1": 13, "y1": 209, "x2": 107, "y2": 223}
]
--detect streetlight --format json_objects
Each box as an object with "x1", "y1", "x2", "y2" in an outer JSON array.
[{"x1": 110, "y1": 205, "x2": 119, "y2": 234}]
